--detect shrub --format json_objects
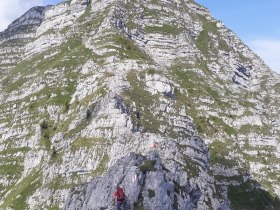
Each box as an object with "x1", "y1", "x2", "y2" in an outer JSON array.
[
  {"x1": 40, "y1": 120, "x2": 48, "y2": 130},
  {"x1": 140, "y1": 160, "x2": 156, "y2": 172},
  {"x1": 148, "y1": 189, "x2": 155, "y2": 198},
  {"x1": 86, "y1": 109, "x2": 91, "y2": 119}
]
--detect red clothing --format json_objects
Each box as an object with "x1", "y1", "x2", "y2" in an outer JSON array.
[{"x1": 114, "y1": 187, "x2": 125, "y2": 204}]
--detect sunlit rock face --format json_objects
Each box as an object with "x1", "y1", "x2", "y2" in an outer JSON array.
[
  {"x1": 1, "y1": 0, "x2": 280, "y2": 209},
  {"x1": 0, "y1": 6, "x2": 47, "y2": 73}
]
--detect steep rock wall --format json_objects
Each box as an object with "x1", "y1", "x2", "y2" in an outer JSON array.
[{"x1": 0, "y1": 0, "x2": 280, "y2": 209}]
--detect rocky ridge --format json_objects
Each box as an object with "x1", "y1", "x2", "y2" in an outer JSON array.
[
  {"x1": 0, "y1": 6, "x2": 46, "y2": 74},
  {"x1": 0, "y1": 0, "x2": 280, "y2": 209},
  {"x1": 65, "y1": 152, "x2": 205, "y2": 210}
]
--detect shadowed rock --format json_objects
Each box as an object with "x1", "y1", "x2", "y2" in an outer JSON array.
[{"x1": 64, "y1": 152, "x2": 195, "y2": 210}]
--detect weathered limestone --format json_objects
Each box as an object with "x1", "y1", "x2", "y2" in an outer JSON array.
[{"x1": 0, "y1": 0, "x2": 280, "y2": 209}]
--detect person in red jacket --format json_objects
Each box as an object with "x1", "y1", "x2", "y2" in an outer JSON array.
[{"x1": 113, "y1": 186, "x2": 126, "y2": 210}]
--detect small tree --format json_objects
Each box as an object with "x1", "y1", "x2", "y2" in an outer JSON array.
[
  {"x1": 65, "y1": 99, "x2": 70, "y2": 112},
  {"x1": 40, "y1": 120, "x2": 48, "y2": 130},
  {"x1": 86, "y1": 109, "x2": 91, "y2": 119}
]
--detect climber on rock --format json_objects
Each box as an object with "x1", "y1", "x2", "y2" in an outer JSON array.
[{"x1": 113, "y1": 185, "x2": 127, "y2": 210}]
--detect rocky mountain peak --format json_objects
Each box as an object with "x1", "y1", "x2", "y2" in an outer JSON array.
[
  {"x1": 0, "y1": 6, "x2": 47, "y2": 42},
  {"x1": 5, "y1": 6, "x2": 46, "y2": 32},
  {"x1": 0, "y1": 0, "x2": 280, "y2": 209},
  {"x1": 0, "y1": 6, "x2": 47, "y2": 73}
]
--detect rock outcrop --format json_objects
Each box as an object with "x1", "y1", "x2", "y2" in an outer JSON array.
[
  {"x1": 65, "y1": 152, "x2": 196, "y2": 210},
  {"x1": 0, "y1": 6, "x2": 46, "y2": 73}
]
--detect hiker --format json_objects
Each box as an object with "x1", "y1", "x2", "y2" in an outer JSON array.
[{"x1": 113, "y1": 186, "x2": 126, "y2": 210}]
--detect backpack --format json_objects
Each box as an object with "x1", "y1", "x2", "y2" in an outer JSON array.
[{"x1": 117, "y1": 188, "x2": 125, "y2": 201}]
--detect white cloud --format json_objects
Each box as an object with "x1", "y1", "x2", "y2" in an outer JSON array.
[
  {"x1": 0, "y1": 0, "x2": 43, "y2": 32},
  {"x1": 248, "y1": 39, "x2": 280, "y2": 74}
]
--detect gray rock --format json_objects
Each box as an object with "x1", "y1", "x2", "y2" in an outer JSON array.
[
  {"x1": 65, "y1": 152, "x2": 197, "y2": 210},
  {"x1": 1, "y1": 0, "x2": 280, "y2": 209}
]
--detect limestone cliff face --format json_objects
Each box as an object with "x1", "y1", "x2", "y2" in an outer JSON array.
[
  {"x1": 0, "y1": 0, "x2": 280, "y2": 209},
  {"x1": 0, "y1": 6, "x2": 47, "y2": 74},
  {"x1": 65, "y1": 152, "x2": 206, "y2": 210}
]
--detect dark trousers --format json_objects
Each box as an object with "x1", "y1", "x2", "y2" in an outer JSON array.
[{"x1": 116, "y1": 202, "x2": 122, "y2": 210}]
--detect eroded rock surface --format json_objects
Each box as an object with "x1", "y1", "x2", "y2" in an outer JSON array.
[{"x1": 0, "y1": 0, "x2": 280, "y2": 209}]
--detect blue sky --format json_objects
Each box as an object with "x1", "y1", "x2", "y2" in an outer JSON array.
[
  {"x1": 0, "y1": 0, "x2": 63, "y2": 33},
  {"x1": 196, "y1": 0, "x2": 280, "y2": 41},
  {"x1": 0, "y1": 0, "x2": 279, "y2": 73},
  {"x1": 44, "y1": 0, "x2": 62, "y2": 5},
  {"x1": 196, "y1": 0, "x2": 280, "y2": 73}
]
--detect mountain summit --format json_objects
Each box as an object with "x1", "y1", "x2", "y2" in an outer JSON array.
[{"x1": 0, "y1": 0, "x2": 280, "y2": 209}]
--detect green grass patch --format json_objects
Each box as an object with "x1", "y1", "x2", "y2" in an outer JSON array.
[
  {"x1": 196, "y1": 14, "x2": 231, "y2": 55},
  {"x1": 2, "y1": 37, "x2": 90, "y2": 102},
  {"x1": 113, "y1": 34, "x2": 150, "y2": 60},
  {"x1": 71, "y1": 137, "x2": 108, "y2": 151},
  {"x1": 1, "y1": 170, "x2": 42, "y2": 210},
  {"x1": 47, "y1": 206, "x2": 61, "y2": 210},
  {"x1": 133, "y1": 197, "x2": 145, "y2": 210},
  {"x1": 239, "y1": 124, "x2": 271, "y2": 136},
  {"x1": 172, "y1": 65, "x2": 220, "y2": 100},
  {"x1": 193, "y1": 115, "x2": 217, "y2": 136},
  {"x1": 209, "y1": 116, "x2": 236, "y2": 136},
  {"x1": 170, "y1": 64, "x2": 236, "y2": 137},
  {"x1": 50, "y1": 149, "x2": 64, "y2": 164},
  {"x1": 241, "y1": 100, "x2": 255, "y2": 108},
  {"x1": 196, "y1": 29, "x2": 211, "y2": 55},
  {"x1": 0, "y1": 147, "x2": 30, "y2": 156},
  {"x1": 4, "y1": 77, "x2": 28, "y2": 93},
  {"x1": 239, "y1": 53, "x2": 251, "y2": 63},
  {"x1": 92, "y1": 154, "x2": 109, "y2": 176},
  {"x1": 183, "y1": 155, "x2": 200, "y2": 177},
  {"x1": 210, "y1": 140, "x2": 238, "y2": 167},
  {"x1": 218, "y1": 38, "x2": 231, "y2": 52},
  {"x1": 123, "y1": 71, "x2": 162, "y2": 133},
  {"x1": 140, "y1": 160, "x2": 157, "y2": 172},
  {"x1": 147, "y1": 69, "x2": 156, "y2": 75},
  {"x1": 46, "y1": 174, "x2": 76, "y2": 191},
  {"x1": 228, "y1": 181, "x2": 280, "y2": 210},
  {"x1": 0, "y1": 163, "x2": 23, "y2": 176},
  {"x1": 77, "y1": 3, "x2": 110, "y2": 33}
]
